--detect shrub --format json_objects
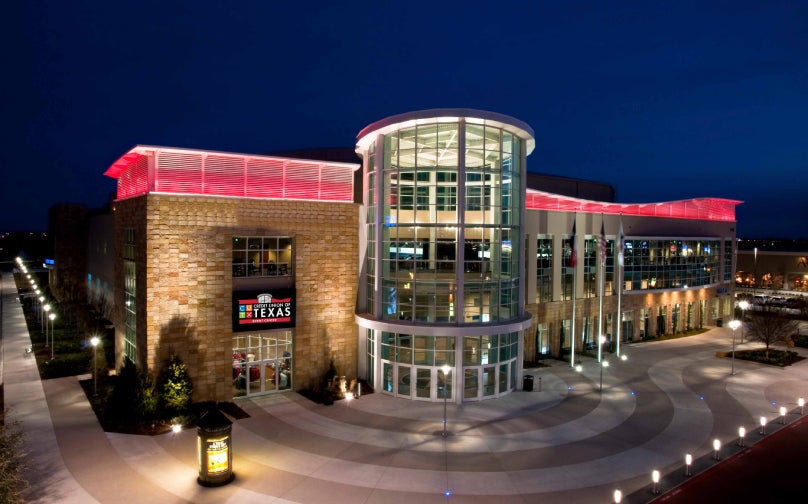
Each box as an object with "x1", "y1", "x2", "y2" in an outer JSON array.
[{"x1": 157, "y1": 354, "x2": 193, "y2": 421}]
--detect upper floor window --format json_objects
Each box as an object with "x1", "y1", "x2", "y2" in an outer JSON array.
[{"x1": 233, "y1": 236, "x2": 293, "y2": 278}]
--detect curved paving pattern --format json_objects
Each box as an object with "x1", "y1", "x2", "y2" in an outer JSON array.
[{"x1": 4, "y1": 270, "x2": 808, "y2": 503}]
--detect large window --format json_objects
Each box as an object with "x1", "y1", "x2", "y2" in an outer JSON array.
[
  {"x1": 232, "y1": 236, "x2": 293, "y2": 278},
  {"x1": 536, "y1": 236, "x2": 553, "y2": 303},
  {"x1": 123, "y1": 227, "x2": 137, "y2": 364},
  {"x1": 622, "y1": 239, "x2": 720, "y2": 291},
  {"x1": 232, "y1": 331, "x2": 293, "y2": 397}
]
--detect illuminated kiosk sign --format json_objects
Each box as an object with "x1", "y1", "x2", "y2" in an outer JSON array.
[{"x1": 232, "y1": 289, "x2": 296, "y2": 332}]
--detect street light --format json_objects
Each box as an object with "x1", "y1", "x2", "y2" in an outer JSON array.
[
  {"x1": 599, "y1": 360, "x2": 610, "y2": 392},
  {"x1": 90, "y1": 336, "x2": 100, "y2": 396},
  {"x1": 441, "y1": 364, "x2": 451, "y2": 437},
  {"x1": 738, "y1": 300, "x2": 749, "y2": 343},
  {"x1": 43, "y1": 303, "x2": 51, "y2": 339},
  {"x1": 49, "y1": 313, "x2": 56, "y2": 359},
  {"x1": 728, "y1": 319, "x2": 740, "y2": 375}
]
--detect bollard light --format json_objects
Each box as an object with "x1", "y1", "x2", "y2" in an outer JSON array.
[
  {"x1": 738, "y1": 426, "x2": 746, "y2": 447},
  {"x1": 780, "y1": 406, "x2": 787, "y2": 424},
  {"x1": 799, "y1": 397, "x2": 805, "y2": 415},
  {"x1": 713, "y1": 438, "x2": 721, "y2": 460},
  {"x1": 613, "y1": 488, "x2": 622, "y2": 503},
  {"x1": 760, "y1": 416, "x2": 767, "y2": 435},
  {"x1": 651, "y1": 469, "x2": 660, "y2": 494},
  {"x1": 685, "y1": 453, "x2": 692, "y2": 476}
]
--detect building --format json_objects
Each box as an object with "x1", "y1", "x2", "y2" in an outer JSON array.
[{"x1": 95, "y1": 109, "x2": 740, "y2": 404}]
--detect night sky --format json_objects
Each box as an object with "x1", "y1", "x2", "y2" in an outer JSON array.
[{"x1": 4, "y1": 1, "x2": 806, "y2": 237}]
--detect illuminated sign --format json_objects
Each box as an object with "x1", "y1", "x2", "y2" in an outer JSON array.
[
  {"x1": 232, "y1": 288, "x2": 296, "y2": 332},
  {"x1": 204, "y1": 436, "x2": 230, "y2": 475}
]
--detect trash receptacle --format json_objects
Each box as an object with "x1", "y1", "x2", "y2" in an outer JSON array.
[
  {"x1": 716, "y1": 318, "x2": 723, "y2": 328},
  {"x1": 523, "y1": 374, "x2": 534, "y2": 392}
]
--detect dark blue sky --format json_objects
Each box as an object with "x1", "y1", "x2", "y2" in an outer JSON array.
[{"x1": 4, "y1": 1, "x2": 806, "y2": 237}]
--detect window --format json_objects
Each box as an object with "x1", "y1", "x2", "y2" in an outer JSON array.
[
  {"x1": 123, "y1": 227, "x2": 137, "y2": 364},
  {"x1": 232, "y1": 236, "x2": 293, "y2": 278}
]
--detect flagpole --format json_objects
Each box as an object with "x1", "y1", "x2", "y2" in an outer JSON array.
[
  {"x1": 570, "y1": 214, "x2": 577, "y2": 368},
  {"x1": 616, "y1": 216, "x2": 624, "y2": 357},
  {"x1": 597, "y1": 215, "x2": 605, "y2": 363}
]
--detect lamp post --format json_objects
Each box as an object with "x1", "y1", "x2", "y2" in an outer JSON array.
[
  {"x1": 713, "y1": 438, "x2": 721, "y2": 460},
  {"x1": 441, "y1": 364, "x2": 451, "y2": 437},
  {"x1": 780, "y1": 406, "x2": 787, "y2": 424},
  {"x1": 799, "y1": 397, "x2": 805, "y2": 415},
  {"x1": 760, "y1": 416, "x2": 767, "y2": 435},
  {"x1": 49, "y1": 313, "x2": 56, "y2": 359},
  {"x1": 738, "y1": 426, "x2": 746, "y2": 447},
  {"x1": 90, "y1": 336, "x2": 100, "y2": 396},
  {"x1": 43, "y1": 303, "x2": 51, "y2": 339},
  {"x1": 728, "y1": 319, "x2": 740, "y2": 375},
  {"x1": 651, "y1": 469, "x2": 660, "y2": 494},
  {"x1": 685, "y1": 453, "x2": 693, "y2": 476},
  {"x1": 738, "y1": 300, "x2": 749, "y2": 343},
  {"x1": 599, "y1": 360, "x2": 610, "y2": 392}
]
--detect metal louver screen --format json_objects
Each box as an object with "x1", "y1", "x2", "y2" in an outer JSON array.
[{"x1": 109, "y1": 147, "x2": 358, "y2": 202}]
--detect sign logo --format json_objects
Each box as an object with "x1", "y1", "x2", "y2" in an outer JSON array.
[{"x1": 233, "y1": 288, "x2": 295, "y2": 332}]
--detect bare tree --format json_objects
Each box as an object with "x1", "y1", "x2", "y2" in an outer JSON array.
[{"x1": 746, "y1": 304, "x2": 800, "y2": 360}]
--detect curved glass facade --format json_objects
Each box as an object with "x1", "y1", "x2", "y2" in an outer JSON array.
[
  {"x1": 357, "y1": 110, "x2": 535, "y2": 402},
  {"x1": 368, "y1": 120, "x2": 522, "y2": 323}
]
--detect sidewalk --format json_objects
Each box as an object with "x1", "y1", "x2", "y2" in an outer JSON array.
[{"x1": 4, "y1": 269, "x2": 808, "y2": 503}]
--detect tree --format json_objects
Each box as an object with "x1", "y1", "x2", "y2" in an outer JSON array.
[
  {"x1": 746, "y1": 304, "x2": 800, "y2": 360},
  {"x1": 0, "y1": 411, "x2": 29, "y2": 504}
]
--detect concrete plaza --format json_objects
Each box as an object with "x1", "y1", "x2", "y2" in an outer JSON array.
[{"x1": 3, "y1": 273, "x2": 808, "y2": 503}]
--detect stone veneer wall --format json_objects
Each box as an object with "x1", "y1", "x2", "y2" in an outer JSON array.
[{"x1": 114, "y1": 194, "x2": 359, "y2": 402}]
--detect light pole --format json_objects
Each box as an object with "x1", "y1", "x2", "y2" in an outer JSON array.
[
  {"x1": 599, "y1": 360, "x2": 610, "y2": 392},
  {"x1": 43, "y1": 303, "x2": 51, "y2": 339},
  {"x1": 49, "y1": 313, "x2": 56, "y2": 359},
  {"x1": 738, "y1": 300, "x2": 749, "y2": 343},
  {"x1": 90, "y1": 336, "x2": 100, "y2": 396},
  {"x1": 728, "y1": 319, "x2": 740, "y2": 375},
  {"x1": 441, "y1": 364, "x2": 451, "y2": 437}
]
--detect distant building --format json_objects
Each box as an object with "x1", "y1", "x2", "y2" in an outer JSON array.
[{"x1": 63, "y1": 109, "x2": 740, "y2": 403}]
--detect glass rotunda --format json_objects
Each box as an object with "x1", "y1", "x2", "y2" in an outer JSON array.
[{"x1": 355, "y1": 109, "x2": 536, "y2": 402}]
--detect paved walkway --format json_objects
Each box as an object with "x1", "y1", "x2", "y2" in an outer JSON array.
[{"x1": 3, "y1": 272, "x2": 808, "y2": 503}]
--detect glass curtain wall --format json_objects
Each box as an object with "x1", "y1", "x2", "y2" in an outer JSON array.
[{"x1": 377, "y1": 122, "x2": 520, "y2": 323}]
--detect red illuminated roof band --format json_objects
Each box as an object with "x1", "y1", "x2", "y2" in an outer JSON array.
[
  {"x1": 105, "y1": 146, "x2": 360, "y2": 203},
  {"x1": 526, "y1": 189, "x2": 741, "y2": 222},
  {"x1": 105, "y1": 146, "x2": 740, "y2": 222}
]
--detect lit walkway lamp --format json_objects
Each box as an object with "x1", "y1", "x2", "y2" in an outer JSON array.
[
  {"x1": 599, "y1": 360, "x2": 610, "y2": 392},
  {"x1": 197, "y1": 407, "x2": 234, "y2": 486},
  {"x1": 43, "y1": 304, "x2": 51, "y2": 339},
  {"x1": 90, "y1": 336, "x2": 100, "y2": 396},
  {"x1": 441, "y1": 364, "x2": 451, "y2": 437},
  {"x1": 728, "y1": 319, "x2": 740, "y2": 375},
  {"x1": 738, "y1": 300, "x2": 749, "y2": 343},
  {"x1": 49, "y1": 312, "x2": 56, "y2": 359}
]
